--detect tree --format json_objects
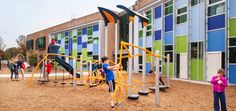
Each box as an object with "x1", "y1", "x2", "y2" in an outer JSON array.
[
  {"x1": 16, "y1": 35, "x2": 26, "y2": 57},
  {"x1": 2, "y1": 47, "x2": 22, "y2": 60},
  {"x1": 0, "y1": 36, "x2": 6, "y2": 57}
]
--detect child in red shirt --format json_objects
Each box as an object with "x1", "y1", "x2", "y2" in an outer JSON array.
[{"x1": 45, "y1": 60, "x2": 53, "y2": 81}]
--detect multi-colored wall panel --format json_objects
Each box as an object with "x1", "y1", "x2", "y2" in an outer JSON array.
[{"x1": 51, "y1": 23, "x2": 100, "y2": 69}]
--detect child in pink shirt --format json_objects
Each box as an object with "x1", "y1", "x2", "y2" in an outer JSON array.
[{"x1": 211, "y1": 69, "x2": 227, "y2": 111}]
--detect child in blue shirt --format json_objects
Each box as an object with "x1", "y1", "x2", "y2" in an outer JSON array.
[{"x1": 101, "y1": 56, "x2": 120, "y2": 109}]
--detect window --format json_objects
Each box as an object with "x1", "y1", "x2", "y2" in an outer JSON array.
[
  {"x1": 54, "y1": 34, "x2": 58, "y2": 41},
  {"x1": 139, "y1": 30, "x2": 143, "y2": 38},
  {"x1": 177, "y1": 15, "x2": 187, "y2": 24},
  {"x1": 61, "y1": 32, "x2": 65, "y2": 39},
  {"x1": 164, "y1": 45, "x2": 173, "y2": 62},
  {"x1": 177, "y1": 7, "x2": 187, "y2": 24},
  {"x1": 26, "y1": 40, "x2": 34, "y2": 50},
  {"x1": 93, "y1": 38, "x2": 99, "y2": 44},
  {"x1": 87, "y1": 40, "x2": 93, "y2": 44},
  {"x1": 87, "y1": 52, "x2": 93, "y2": 57},
  {"x1": 36, "y1": 37, "x2": 46, "y2": 50},
  {"x1": 229, "y1": 48, "x2": 236, "y2": 63},
  {"x1": 65, "y1": 36, "x2": 69, "y2": 44},
  {"x1": 77, "y1": 29, "x2": 82, "y2": 36},
  {"x1": 87, "y1": 26, "x2": 93, "y2": 36},
  {"x1": 229, "y1": 38, "x2": 236, "y2": 63},
  {"x1": 69, "y1": 31, "x2": 72, "y2": 37},
  {"x1": 191, "y1": 0, "x2": 204, "y2": 6},
  {"x1": 229, "y1": 38, "x2": 236, "y2": 46},
  {"x1": 73, "y1": 36, "x2": 77, "y2": 43},
  {"x1": 208, "y1": 2, "x2": 225, "y2": 16},
  {"x1": 165, "y1": 0, "x2": 173, "y2": 15},
  {"x1": 146, "y1": 9, "x2": 153, "y2": 37},
  {"x1": 190, "y1": 42, "x2": 203, "y2": 59},
  {"x1": 139, "y1": 56, "x2": 142, "y2": 64}
]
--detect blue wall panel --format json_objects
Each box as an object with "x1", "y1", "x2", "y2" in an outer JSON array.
[
  {"x1": 82, "y1": 42, "x2": 87, "y2": 48},
  {"x1": 65, "y1": 32, "x2": 69, "y2": 36},
  {"x1": 165, "y1": 14, "x2": 173, "y2": 32},
  {"x1": 165, "y1": 32, "x2": 173, "y2": 45},
  {"x1": 208, "y1": 14, "x2": 225, "y2": 30},
  {"x1": 207, "y1": 29, "x2": 225, "y2": 51},
  {"x1": 65, "y1": 50, "x2": 69, "y2": 55},
  {"x1": 93, "y1": 43, "x2": 99, "y2": 55},
  {"x1": 176, "y1": 23, "x2": 188, "y2": 36},
  {"x1": 229, "y1": 0, "x2": 236, "y2": 17},
  {"x1": 77, "y1": 36, "x2": 82, "y2": 45},
  {"x1": 155, "y1": 5, "x2": 161, "y2": 19},
  {"x1": 65, "y1": 44, "x2": 68, "y2": 49},
  {"x1": 146, "y1": 63, "x2": 151, "y2": 73},
  {"x1": 229, "y1": 65, "x2": 236, "y2": 84},
  {"x1": 93, "y1": 24, "x2": 99, "y2": 31},
  {"x1": 77, "y1": 45, "x2": 82, "y2": 52},
  {"x1": 154, "y1": 30, "x2": 161, "y2": 40},
  {"x1": 191, "y1": 4, "x2": 205, "y2": 42},
  {"x1": 138, "y1": 38, "x2": 143, "y2": 53},
  {"x1": 57, "y1": 40, "x2": 61, "y2": 44},
  {"x1": 82, "y1": 27, "x2": 87, "y2": 35}
]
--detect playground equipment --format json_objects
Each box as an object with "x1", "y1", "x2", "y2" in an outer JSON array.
[
  {"x1": 98, "y1": 7, "x2": 119, "y2": 63},
  {"x1": 117, "y1": 5, "x2": 150, "y2": 99},
  {"x1": 113, "y1": 41, "x2": 170, "y2": 106}
]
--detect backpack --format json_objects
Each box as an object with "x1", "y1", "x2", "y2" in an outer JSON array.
[{"x1": 21, "y1": 63, "x2": 26, "y2": 69}]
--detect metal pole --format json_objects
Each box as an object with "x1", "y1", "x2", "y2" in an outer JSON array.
[
  {"x1": 105, "y1": 26, "x2": 108, "y2": 56},
  {"x1": 167, "y1": 54, "x2": 170, "y2": 87},
  {"x1": 115, "y1": 23, "x2": 118, "y2": 64},
  {"x1": 89, "y1": 61, "x2": 92, "y2": 85},
  {"x1": 128, "y1": 20, "x2": 133, "y2": 96},
  {"x1": 80, "y1": 55, "x2": 83, "y2": 84},
  {"x1": 43, "y1": 60, "x2": 46, "y2": 80},
  {"x1": 142, "y1": 25, "x2": 147, "y2": 90},
  {"x1": 73, "y1": 58, "x2": 77, "y2": 89},
  {"x1": 155, "y1": 50, "x2": 160, "y2": 106}
]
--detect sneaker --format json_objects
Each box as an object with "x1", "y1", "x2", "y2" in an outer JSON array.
[
  {"x1": 115, "y1": 103, "x2": 121, "y2": 108},
  {"x1": 111, "y1": 105, "x2": 115, "y2": 110}
]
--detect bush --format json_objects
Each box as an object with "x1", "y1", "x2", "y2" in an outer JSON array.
[{"x1": 28, "y1": 54, "x2": 37, "y2": 66}]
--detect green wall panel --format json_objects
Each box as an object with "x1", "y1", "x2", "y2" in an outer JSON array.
[
  {"x1": 82, "y1": 49, "x2": 87, "y2": 59},
  {"x1": 229, "y1": 19, "x2": 236, "y2": 37},
  {"x1": 190, "y1": 59, "x2": 204, "y2": 81},
  {"x1": 72, "y1": 49, "x2": 77, "y2": 58},
  {"x1": 61, "y1": 47, "x2": 65, "y2": 53},
  {"x1": 77, "y1": 62, "x2": 80, "y2": 68},
  {"x1": 163, "y1": 63, "x2": 174, "y2": 77},
  {"x1": 176, "y1": 35, "x2": 187, "y2": 54},
  {"x1": 153, "y1": 40, "x2": 162, "y2": 54}
]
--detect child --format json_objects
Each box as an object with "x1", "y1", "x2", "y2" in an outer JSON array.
[
  {"x1": 149, "y1": 70, "x2": 165, "y2": 85},
  {"x1": 44, "y1": 60, "x2": 53, "y2": 81},
  {"x1": 211, "y1": 69, "x2": 227, "y2": 111},
  {"x1": 7, "y1": 58, "x2": 16, "y2": 80},
  {"x1": 101, "y1": 56, "x2": 120, "y2": 109},
  {"x1": 16, "y1": 56, "x2": 25, "y2": 80}
]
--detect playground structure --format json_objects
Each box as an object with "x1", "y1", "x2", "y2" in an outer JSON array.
[
  {"x1": 28, "y1": 41, "x2": 170, "y2": 106},
  {"x1": 28, "y1": 5, "x2": 171, "y2": 107}
]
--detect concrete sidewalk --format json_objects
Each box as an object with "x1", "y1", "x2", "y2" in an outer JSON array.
[{"x1": 0, "y1": 73, "x2": 69, "y2": 78}]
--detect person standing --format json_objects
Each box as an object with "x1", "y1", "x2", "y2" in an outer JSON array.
[
  {"x1": 17, "y1": 56, "x2": 25, "y2": 80},
  {"x1": 211, "y1": 69, "x2": 228, "y2": 111}
]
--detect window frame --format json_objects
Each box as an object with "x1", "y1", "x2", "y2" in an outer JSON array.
[{"x1": 176, "y1": 6, "x2": 188, "y2": 24}]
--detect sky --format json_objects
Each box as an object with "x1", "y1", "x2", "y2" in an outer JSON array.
[{"x1": 0, "y1": 0, "x2": 137, "y2": 49}]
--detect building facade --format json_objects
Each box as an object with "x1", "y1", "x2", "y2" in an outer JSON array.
[{"x1": 27, "y1": 0, "x2": 236, "y2": 84}]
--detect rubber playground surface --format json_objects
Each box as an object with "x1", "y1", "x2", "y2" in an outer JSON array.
[{"x1": 0, "y1": 70, "x2": 235, "y2": 111}]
